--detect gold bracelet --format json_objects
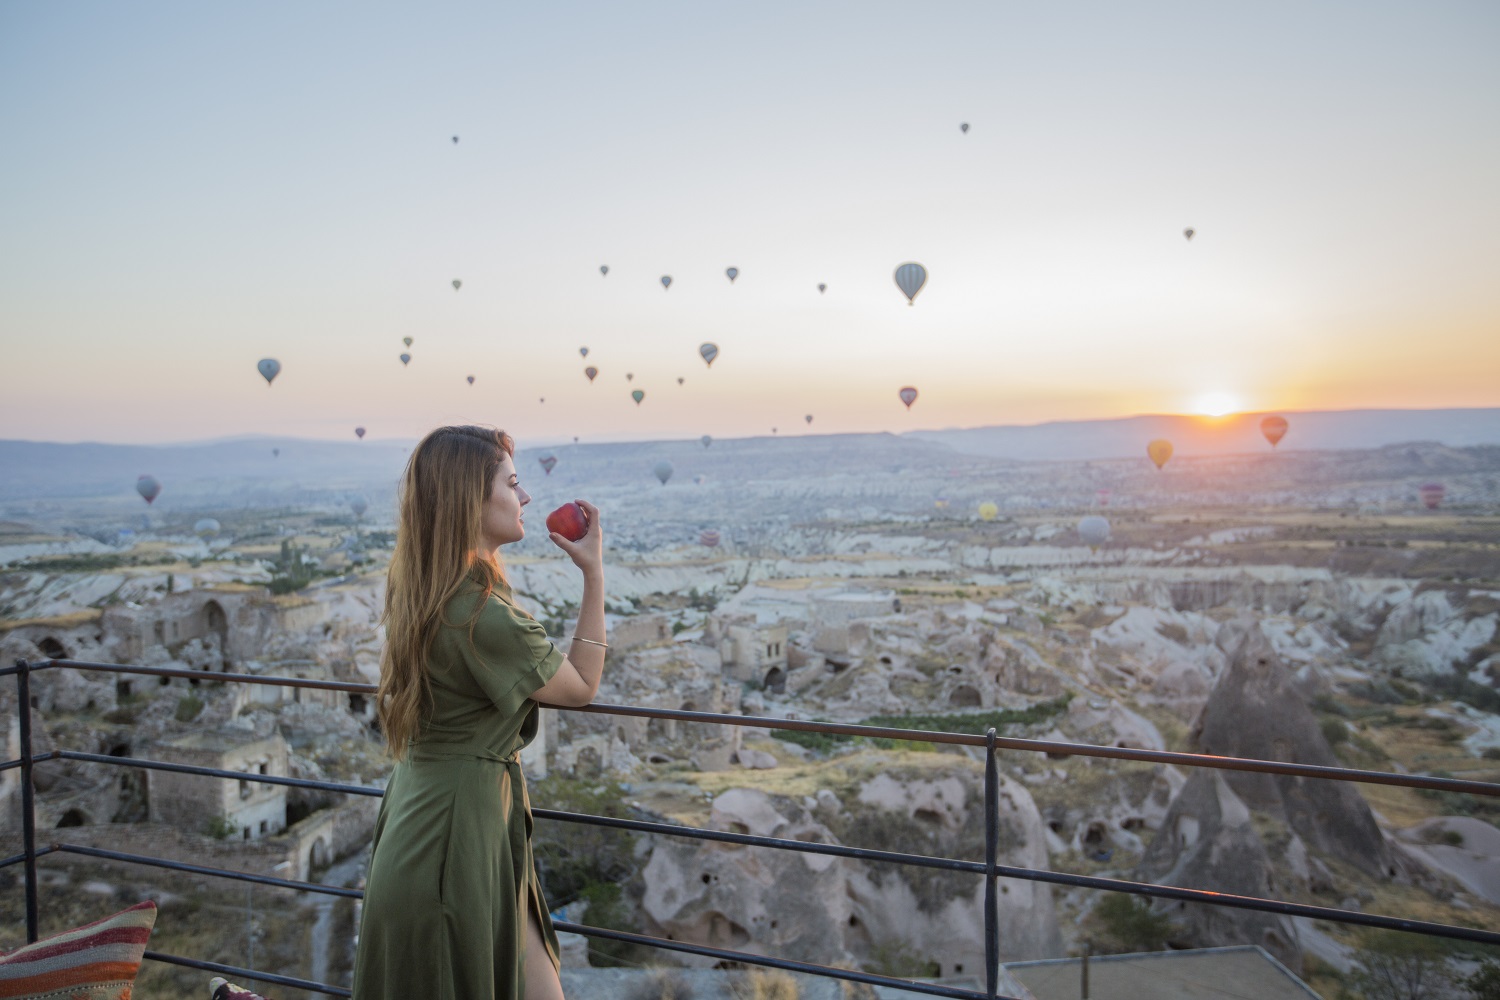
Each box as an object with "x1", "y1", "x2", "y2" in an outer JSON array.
[{"x1": 571, "y1": 636, "x2": 609, "y2": 649}]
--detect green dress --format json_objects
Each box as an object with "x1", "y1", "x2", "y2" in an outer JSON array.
[{"x1": 353, "y1": 575, "x2": 565, "y2": 1000}]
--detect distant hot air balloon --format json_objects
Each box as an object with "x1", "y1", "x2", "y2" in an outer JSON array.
[
  {"x1": 584, "y1": 366, "x2": 598, "y2": 382},
  {"x1": 539, "y1": 397, "x2": 545, "y2": 404},
  {"x1": 452, "y1": 279, "x2": 462, "y2": 290},
  {"x1": 894, "y1": 262, "x2": 927, "y2": 305},
  {"x1": 978, "y1": 502, "x2": 998, "y2": 521},
  {"x1": 661, "y1": 275, "x2": 672, "y2": 290},
  {"x1": 1261, "y1": 415, "x2": 1289, "y2": 448},
  {"x1": 805, "y1": 414, "x2": 813, "y2": 425},
  {"x1": 626, "y1": 372, "x2": 634, "y2": 382},
  {"x1": 699, "y1": 343, "x2": 719, "y2": 367},
  {"x1": 960, "y1": 122, "x2": 970, "y2": 134},
  {"x1": 726, "y1": 267, "x2": 738, "y2": 283},
  {"x1": 1095, "y1": 488, "x2": 1111, "y2": 507},
  {"x1": 632, "y1": 390, "x2": 645, "y2": 405},
  {"x1": 355, "y1": 427, "x2": 366, "y2": 439},
  {"x1": 136, "y1": 475, "x2": 161, "y2": 505},
  {"x1": 677, "y1": 377, "x2": 685, "y2": 385},
  {"x1": 194, "y1": 518, "x2": 220, "y2": 539},
  {"x1": 257, "y1": 358, "x2": 281, "y2": 385},
  {"x1": 467, "y1": 375, "x2": 475, "y2": 385},
  {"x1": 1419, "y1": 482, "x2": 1446, "y2": 510},
  {"x1": 579, "y1": 347, "x2": 589, "y2": 358},
  {"x1": 272, "y1": 449, "x2": 279, "y2": 458},
  {"x1": 600, "y1": 265, "x2": 609, "y2": 276},
  {"x1": 1183, "y1": 228, "x2": 1195, "y2": 241},
  {"x1": 818, "y1": 283, "x2": 827, "y2": 294},
  {"x1": 400, "y1": 353, "x2": 411, "y2": 366},
  {"x1": 539, "y1": 455, "x2": 558, "y2": 476},
  {"x1": 1147, "y1": 439, "x2": 1174, "y2": 469},
  {"x1": 1077, "y1": 515, "x2": 1111, "y2": 548},
  {"x1": 653, "y1": 460, "x2": 674, "y2": 485},
  {"x1": 899, "y1": 386, "x2": 918, "y2": 409},
  {"x1": 701, "y1": 435, "x2": 712, "y2": 448},
  {"x1": 693, "y1": 474, "x2": 707, "y2": 485},
  {"x1": 934, "y1": 497, "x2": 949, "y2": 509},
  {"x1": 350, "y1": 497, "x2": 368, "y2": 518},
  {"x1": 402, "y1": 337, "x2": 413, "y2": 348},
  {"x1": 452, "y1": 136, "x2": 459, "y2": 144},
  {"x1": 699, "y1": 529, "x2": 721, "y2": 548}
]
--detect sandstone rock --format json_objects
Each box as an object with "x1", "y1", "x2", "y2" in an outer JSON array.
[
  {"x1": 736, "y1": 748, "x2": 778, "y2": 770},
  {"x1": 1193, "y1": 620, "x2": 1395, "y2": 878}
]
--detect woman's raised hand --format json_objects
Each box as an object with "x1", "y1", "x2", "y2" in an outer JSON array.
[{"x1": 549, "y1": 499, "x2": 603, "y2": 574}]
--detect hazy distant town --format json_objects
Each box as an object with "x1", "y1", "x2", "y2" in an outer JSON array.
[{"x1": 3, "y1": 414, "x2": 1500, "y2": 999}]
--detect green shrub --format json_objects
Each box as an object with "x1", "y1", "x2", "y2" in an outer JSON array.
[
  {"x1": 204, "y1": 816, "x2": 237, "y2": 840},
  {"x1": 175, "y1": 695, "x2": 204, "y2": 723},
  {"x1": 1094, "y1": 894, "x2": 1175, "y2": 954},
  {"x1": 1320, "y1": 717, "x2": 1350, "y2": 746}
]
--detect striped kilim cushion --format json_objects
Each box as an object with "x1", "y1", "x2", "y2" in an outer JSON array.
[{"x1": 0, "y1": 901, "x2": 157, "y2": 1000}]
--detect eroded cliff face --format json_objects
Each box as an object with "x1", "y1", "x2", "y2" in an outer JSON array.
[{"x1": 639, "y1": 764, "x2": 1061, "y2": 978}]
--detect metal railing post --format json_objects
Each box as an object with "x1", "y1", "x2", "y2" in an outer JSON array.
[
  {"x1": 984, "y1": 726, "x2": 998, "y2": 1000},
  {"x1": 16, "y1": 659, "x2": 39, "y2": 942}
]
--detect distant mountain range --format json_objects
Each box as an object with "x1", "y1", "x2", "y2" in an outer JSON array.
[{"x1": 906, "y1": 408, "x2": 1500, "y2": 462}]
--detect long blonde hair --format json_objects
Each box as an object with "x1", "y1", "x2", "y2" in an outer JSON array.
[{"x1": 378, "y1": 425, "x2": 514, "y2": 758}]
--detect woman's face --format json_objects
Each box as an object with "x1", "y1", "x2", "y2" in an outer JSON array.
[{"x1": 480, "y1": 452, "x2": 530, "y2": 549}]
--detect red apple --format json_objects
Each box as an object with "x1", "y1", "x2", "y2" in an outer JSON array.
[{"x1": 546, "y1": 502, "x2": 589, "y2": 541}]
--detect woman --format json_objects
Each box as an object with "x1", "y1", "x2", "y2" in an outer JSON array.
[{"x1": 353, "y1": 425, "x2": 607, "y2": 1000}]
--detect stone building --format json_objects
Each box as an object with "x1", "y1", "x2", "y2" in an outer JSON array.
[
  {"x1": 149, "y1": 729, "x2": 290, "y2": 842},
  {"x1": 706, "y1": 614, "x2": 790, "y2": 690}
]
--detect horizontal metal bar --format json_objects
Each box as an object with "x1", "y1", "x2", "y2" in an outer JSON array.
[
  {"x1": 534, "y1": 807, "x2": 986, "y2": 874},
  {"x1": 0, "y1": 758, "x2": 21, "y2": 773},
  {"x1": 31, "y1": 660, "x2": 1498, "y2": 797},
  {"x1": 553, "y1": 920, "x2": 1004, "y2": 1000},
  {"x1": 0, "y1": 663, "x2": 18, "y2": 678},
  {"x1": 34, "y1": 658, "x2": 373, "y2": 693},
  {"x1": 0, "y1": 845, "x2": 57, "y2": 870},
  {"x1": 54, "y1": 844, "x2": 362, "y2": 898},
  {"x1": 56, "y1": 750, "x2": 384, "y2": 798},
  {"x1": 143, "y1": 950, "x2": 350, "y2": 998},
  {"x1": 573, "y1": 703, "x2": 1500, "y2": 797}
]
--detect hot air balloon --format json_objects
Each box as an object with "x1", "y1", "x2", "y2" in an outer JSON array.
[
  {"x1": 350, "y1": 497, "x2": 368, "y2": 518},
  {"x1": 661, "y1": 275, "x2": 672, "y2": 290},
  {"x1": 817, "y1": 283, "x2": 826, "y2": 294},
  {"x1": 626, "y1": 372, "x2": 634, "y2": 382},
  {"x1": 136, "y1": 475, "x2": 161, "y2": 505},
  {"x1": 899, "y1": 386, "x2": 918, "y2": 409},
  {"x1": 894, "y1": 262, "x2": 927, "y2": 305},
  {"x1": 701, "y1": 435, "x2": 712, "y2": 448},
  {"x1": 1261, "y1": 415, "x2": 1289, "y2": 448},
  {"x1": 257, "y1": 358, "x2": 281, "y2": 385},
  {"x1": 632, "y1": 390, "x2": 645, "y2": 405},
  {"x1": 539, "y1": 456, "x2": 558, "y2": 476},
  {"x1": 402, "y1": 337, "x2": 413, "y2": 348},
  {"x1": 452, "y1": 136, "x2": 459, "y2": 144},
  {"x1": 600, "y1": 265, "x2": 609, "y2": 276},
  {"x1": 726, "y1": 267, "x2": 738, "y2": 283},
  {"x1": 677, "y1": 377, "x2": 685, "y2": 386},
  {"x1": 699, "y1": 343, "x2": 719, "y2": 367},
  {"x1": 934, "y1": 497, "x2": 949, "y2": 509},
  {"x1": 960, "y1": 123, "x2": 970, "y2": 134},
  {"x1": 653, "y1": 460, "x2": 674, "y2": 485},
  {"x1": 1147, "y1": 439, "x2": 1174, "y2": 470},
  {"x1": 1419, "y1": 482, "x2": 1445, "y2": 510},
  {"x1": 452, "y1": 279, "x2": 462, "y2": 290},
  {"x1": 693, "y1": 474, "x2": 707, "y2": 485},
  {"x1": 194, "y1": 518, "x2": 220, "y2": 539},
  {"x1": 539, "y1": 397, "x2": 545, "y2": 404},
  {"x1": 978, "y1": 502, "x2": 998, "y2": 521},
  {"x1": 272, "y1": 449, "x2": 279, "y2": 458},
  {"x1": 1095, "y1": 488, "x2": 1111, "y2": 507},
  {"x1": 805, "y1": 415, "x2": 813, "y2": 425},
  {"x1": 699, "y1": 529, "x2": 721, "y2": 548},
  {"x1": 579, "y1": 347, "x2": 589, "y2": 358},
  {"x1": 1183, "y1": 228, "x2": 1195, "y2": 241},
  {"x1": 466, "y1": 375, "x2": 475, "y2": 385},
  {"x1": 585, "y1": 366, "x2": 598, "y2": 382},
  {"x1": 1077, "y1": 515, "x2": 1111, "y2": 548},
  {"x1": 355, "y1": 427, "x2": 366, "y2": 439},
  {"x1": 400, "y1": 353, "x2": 412, "y2": 366}
]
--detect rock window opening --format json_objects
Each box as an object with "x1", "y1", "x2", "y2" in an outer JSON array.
[
  {"x1": 349, "y1": 694, "x2": 366, "y2": 715},
  {"x1": 763, "y1": 667, "x2": 786, "y2": 694},
  {"x1": 153, "y1": 622, "x2": 165, "y2": 645},
  {"x1": 879, "y1": 655, "x2": 892, "y2": 665},
  {"x1": 260, "y1": 820, "x2": 268, "y2": 835},
  {"x1": 116, "y1": 680, "x2": 132, "y2": 699},
  {"x1": 914, "y1": 808, "x2": 943, "y2": 825},
  {"x1": 240, "y1": 778, "x2": 252, "y2": 799},
  {"x1": 243, "y1": 828, "x2": 250, "y2": 841},
  {"x1": 56, "y1": 809, "x2": 86, "y2": 828},
  {"x1": 158, "y1": 676, "x2": 171, "y2": 686},
  {"x1": 258, "y1": 763, "x2": 268, "y2": 776},
  {"x1": 38, "y1": 637, "x2": 68, "y2": 660},
  {"x1": 108, "y1": 743, "x2": 130, "y2": 758},
  {"x1": 1084, "y1": 823, "x2": 1106, "y2": 846}
]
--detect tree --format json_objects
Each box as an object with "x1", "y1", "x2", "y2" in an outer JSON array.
[
  {"x1": 1462, "y1": 960, "x2": 1500, "y2": 999},
  {"x1": 1345, "y1": 931, "x2": 1455, "y2": 1000},
  {"x1": 1094, "y1": 894, "x2": 1175, "y2": 954}
]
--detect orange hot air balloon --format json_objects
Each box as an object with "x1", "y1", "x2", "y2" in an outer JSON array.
[
  {"x1": 1147, "y1": 439, "x2": 1174, "y2": 470},
  {"x1": 1261, "y1": 415, "x2": 1289, "y2": 448}
]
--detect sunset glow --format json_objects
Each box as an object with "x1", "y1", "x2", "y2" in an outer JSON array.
[{"x1": 1192, "y1": 392, "x2": 1242, "y2": 418}]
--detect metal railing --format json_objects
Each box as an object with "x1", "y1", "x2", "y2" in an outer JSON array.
[{"x1": 5, "y1": 657, "x2": 1499, "y2": 1000}]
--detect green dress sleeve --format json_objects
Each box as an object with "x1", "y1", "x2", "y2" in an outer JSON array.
[{"x1": 459, "y1": 591, "x2": 566, "y2": 718}]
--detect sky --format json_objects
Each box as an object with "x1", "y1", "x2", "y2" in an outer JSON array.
[{"x1": 2, "y1": 1, "x2": 1497, "y2": 446}]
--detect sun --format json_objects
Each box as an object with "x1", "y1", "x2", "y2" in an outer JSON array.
[{"x1": 1192, "y1": 391, "x2": 1241, "y2": 417}]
